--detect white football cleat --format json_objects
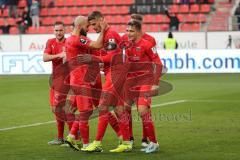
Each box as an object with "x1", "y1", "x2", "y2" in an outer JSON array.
[{"x1": 145, "y1": 142, "x2": 159, "y2": 153}]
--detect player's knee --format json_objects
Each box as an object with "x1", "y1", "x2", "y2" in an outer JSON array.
[
  {"x1": 138, "y1": 105, "x2": 149, "y2": 116},
  {"x1": 79, "y1": 110, "x2": 93, "y2": 121}
]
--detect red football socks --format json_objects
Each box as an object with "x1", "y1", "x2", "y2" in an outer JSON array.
[{"x1": 141, "y1": 111, "x2": 157, "y2": 143}]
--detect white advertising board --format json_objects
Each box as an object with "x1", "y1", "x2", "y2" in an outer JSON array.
[
  {"x1": 148, "y1": 32, "x2": 206, "y2": 49},
  {"x1": 0, "y1": 35, "x2": 20, "y2": 52},
  {"x1": 207, "y1": 31, "x2": 240, "y2": 49},
  {"x1": 0, "y1": 52, "x2": 51, "y2": 75},
  {"x1": 21, "y1": 34, "x2": 53, "y2": 52},
  {"x1": 160, "y1": 49, "x2": 240, "y2": 73},
  {"x1": 1, "y1": 50, "x2": 239, "y2": 75}
]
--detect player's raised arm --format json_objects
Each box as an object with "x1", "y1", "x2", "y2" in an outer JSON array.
[{"x1": 88, "y1": 19, "x2": 107, "y2": 49}]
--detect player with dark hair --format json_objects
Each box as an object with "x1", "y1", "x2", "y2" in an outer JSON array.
[
  {"x1": 82, "y1": 11, "x2": 132, "y2": 153},
  {"x1": 122, "y1": 14, "x2": 158, "y2": 148},
  {"x1": 124, "y1": 20, "x2": 161, "y2": 153},
  {"x1": 65, "y1": 15, "x2": 121, "y2": 151},
  {"x1": 122, "y1": 14, "x2": 157, "y2": 48},
  {"x1": 43, "y1": 21, "x2": 75, "y2": 145}
]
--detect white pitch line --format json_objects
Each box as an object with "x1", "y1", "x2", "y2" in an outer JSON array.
[
  {"x1": 0, "y1": 100, "x2": 187, "y2": 132},
  {"x1": 187, "y1": 99, "x2": 240, "y2": 103},
  {"x1": 151, "y1": 99, "x2": 187, "y2": 108},
  {"x1": 0, "y1": 120, "x2": 55, "y2": 132}
]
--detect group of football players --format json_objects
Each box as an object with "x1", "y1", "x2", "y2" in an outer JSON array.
[{"x1": 43, "y1": 11, "x2": 162, "y2": 153}]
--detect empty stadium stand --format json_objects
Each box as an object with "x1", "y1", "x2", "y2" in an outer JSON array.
[{"x1": 0, "y1": 0, "x2": 231, "y2": 34}]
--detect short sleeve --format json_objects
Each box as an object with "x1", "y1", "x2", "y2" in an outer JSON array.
[
  {"x1": 44, "y1": 39, "x2": 52, "y2": 54},
  {"x1": 145, "y1": 43, "x2": 161, "y2": 63},
  {"x1": 77, "y1": 36, "x2": 91, "y2": 50}
]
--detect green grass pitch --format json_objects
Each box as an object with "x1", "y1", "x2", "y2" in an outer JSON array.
[{"x1": 0, "y1": 74, "x2": 239, "y2": 160}]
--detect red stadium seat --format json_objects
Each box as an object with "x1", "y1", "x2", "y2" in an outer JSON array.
[
  {"x1": 114, "y1": 15, "x2": 125, "y2": 23},
  {"x1": 79, "y1": 7, "x2": 89, "y2": 15},
  {"x1": 185, "y1": 14, "x2": 195, "y2": 23},
  {"x1": 71, "y1": 7, "x2": 80, "y2": 15},
  {"x1": 105, "y1": 0, "x2": 113, "y2": 5},
  {"x1": 44, "y1": 26, "x2": 53, "y2": 34},
  {"x1": 66, "y1": 0, "x2": 75, "y2": 7},
  {"x1": 0, "y1": 18, "x2": 4, "y2": 26},
  {"x1": 169, "y1": 5, "x2": 178, "y2": 13},
  {"x1": 3, "y1": 9, "x2": 8, "y2": 17},
  {"x1": 55, "y1": 16, "x2": 63, "y2": 22},
  {"x1": 41, "y1": 17, "x2": 54, "y2": 25},
  {"x1": 0, "y1": 30, "x2": 2, "y2": 34},
  {"x1": 64, "y1": 16, "x2": 73, "y2": 25},
  {"x1": 55, "y1": 0, "x2": 65, "y2": 7},
  {"x1": 49, "y1": 8, "x2": 58, "y2": 16},
  {"x1": 18, "y1": 0, "x2": 27, "y2": 8},
  {"x1": 180, "y1": 23, "x2": 191, "y2": 31},
  {"x1": 149, "y1": 24, "x2": 159, "y2": 32},
  {"x1": 200, "y1": 4, "x2": 210, "y2": 13},
  {"x1": 179, "y1": 5, "x2": 189, "y2": 13},
  {"x1": 104, "y1": 15, "x2": 112, "y2": 23},
  {"x1": 197, "y1": 14, "x2": 206, "y2": 22},
  {"x1": 125, "y1": 15, "x2": 131, "y2": 21},
  {"x1": 144, "y1": 15, "x2": 155, "y2": 23},
  {"x1": 27, "y1": 27, "x2": 36, "y2": 34},
  {"x1": 118, "y1": 6, "x2": 129, "y2": 14},
  {"x1": 7, "y1": 18, "x2": 16, "y2": 26},
  {"x1": 59, "y1": 7, "x2": 69, "y2": 16},
  {"x1": 9, "y1": 27, "x2": 19, "y2": 34},
  {"x1": 108, "y1": 6, "x2": 118, "y2": 14},
  {"x1": 101, "y1": 6, "x2": 111, "y2": 14},
  {"x1": 75, "y1": 0, "x2": 85, "y2": 6},
  {"x1": 40, "y1": 8, "x2": 48, "y2": 16},
  {"x1": 89, "y1": 6, "x2": 98, "y2": 12},
  {"x1": 85, "y1": 0, "x2": 94, "y2": 6},
  {"x1": 155, "y1": 14, "x2": 164, "y2": 23},
  {"x1": 95, "y1": 0, "x2": 103, "y2": 5},
  {"x1": 177, "y1": 14, "x2": 185, "y2": 22},
  {"x1": 191, "y1": 23, "x2": 201, "y2": 31},
  {"x1": 38, "y1": 27, "x2": 47, "y2": 34},
  {"x1": 142, "y1": 24, "x2": 149, "y2": 32},
  {"x1": 159, "y1": 24, "x2": 169, "y2": 31},
  {"x1": 190, "y1": 4, "x2": 200, "y2": 13},
  {"x1": 115, "y1": 0, "x2": 133, "y2": 5}
]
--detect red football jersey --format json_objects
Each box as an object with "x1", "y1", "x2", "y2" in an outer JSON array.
[
  {"x1": 125, "y1": 37, "x2": 162, "y2": 85},
  {"x1": 44, "y1": 38, "x2": 66, "y2": 72},
  {"x1": 126, "y1": 38, "x2": 160, "y2": 63},
  {"x1": 142, "y1": 33, "x2": 156, "y2": 47},
  {"x1": 99, "y1": 27, "x2": 122, "y2": 74},
  {"x1": 65, "y1": 35, "x2": 92, "y2": 85},
  {"x1": 65, "y1": 35, "x2": 91, "y2": 61}
]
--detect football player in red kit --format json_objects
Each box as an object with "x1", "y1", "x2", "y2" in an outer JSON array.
[
  {"x1": 124, "y1": 20, "x2": 162, "y2": 153},
  {"x1": 82, "y1": 11, "x2": 132, "y2": 153},
  {"x1": 122, "y1": 14, "x2": 158, "y2": 147},
  {"x1": 64, "y1": 15, "x2": 105, "y2": 150},
  {"x1": 65, "y1": 16, "x2": 120, "y2": 151},
  {"x1": 43, "y1": 21, "x2": 75, "y2": 145}
]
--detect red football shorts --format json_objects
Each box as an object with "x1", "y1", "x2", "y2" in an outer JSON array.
[
  {"x1": 99, "y1": 72, "x2": 124, "y2": 107},
  {"x1": 49, "y1": 88, "x2": 67, "y2": 107}
]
